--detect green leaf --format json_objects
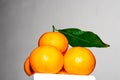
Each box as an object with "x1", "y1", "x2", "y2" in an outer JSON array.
[{"x1": 53, "y1": 26, "x2": 110, "y2": 48}]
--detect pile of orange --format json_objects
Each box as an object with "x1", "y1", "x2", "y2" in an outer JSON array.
[{"x1": 24, "y1": 32, "x2": 96, "y2": 76}]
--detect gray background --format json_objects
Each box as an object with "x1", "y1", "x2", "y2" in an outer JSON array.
[{"x1": 0, "y1": 0, "x2": 120, "y2": 80}]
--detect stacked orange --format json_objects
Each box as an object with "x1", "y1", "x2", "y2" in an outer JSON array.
[{"x1": 24, "y1": 32, "x2": 96, "y2": 76}]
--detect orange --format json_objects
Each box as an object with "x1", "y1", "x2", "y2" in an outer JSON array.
[
  {"x1": 64, "y1": 47, "x2": 96, "y2": 75},
  {"x1": 29, "y1": 45, "x2": 63, "y2": 73},
  {"x1": 24, "y1": 57, "x2": 34, "y2": 76},
  {"x1": 38, "y1": 32, "x2": 68, "y2": 53}
]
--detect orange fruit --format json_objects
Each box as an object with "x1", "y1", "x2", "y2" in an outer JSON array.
[
  {"x1": 24, "y1": 57, "x2": 34, "y2": 76},
  {"x1": 29, "y1": 45, "x2": 63, "y2": 73},
  {"x1": 38, "y1": 32, "x2": 68, "y2": 53},
  {"x1": 64, "y1": 47, "x2": 96, "y2": 75}
]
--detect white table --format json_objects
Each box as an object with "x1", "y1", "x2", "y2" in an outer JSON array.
[{"x1": 30, "y1": 73, "x2": 96, "y2": 80}]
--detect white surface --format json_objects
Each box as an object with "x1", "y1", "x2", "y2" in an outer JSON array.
[{"x1": 30, "y1": 73, "x2": 95, "y2": 80}]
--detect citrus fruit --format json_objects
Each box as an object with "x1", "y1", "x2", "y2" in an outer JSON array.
[
  {"x1": 64, "y1": 47, "x2": 96, "y2": 75},
  {"x1": 24, "y1": 57, "x2": 34, "y2": 76},
  {"x1": 29, "y1": 45, "x2": 63, "y2": 73},
  {"x1": 38, "y1": 32, "x2": 68, "y2": 53}
]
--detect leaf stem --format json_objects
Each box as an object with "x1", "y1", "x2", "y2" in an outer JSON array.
[{"x1": 52, "y1": 25, "x2": 58, "y2": 32}]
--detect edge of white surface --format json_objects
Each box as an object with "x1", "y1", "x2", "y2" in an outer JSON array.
[{"x1": 30, "y1": 73, "x2": 96, "y2": 80}]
